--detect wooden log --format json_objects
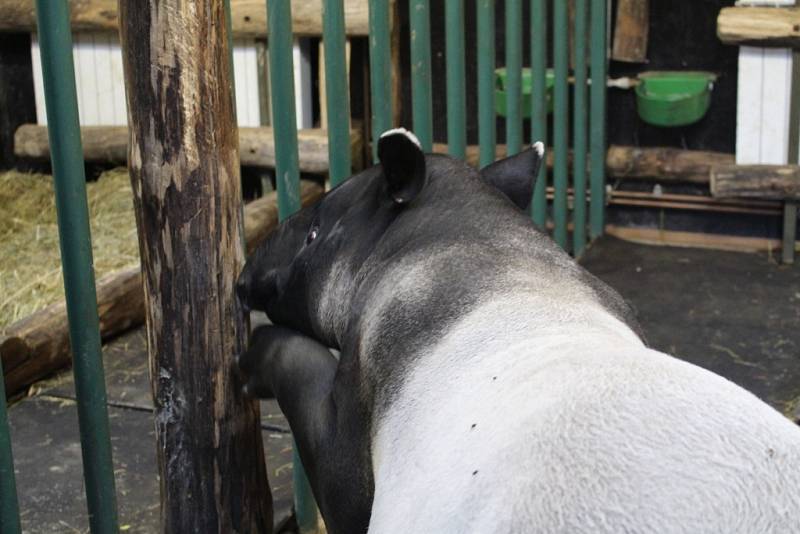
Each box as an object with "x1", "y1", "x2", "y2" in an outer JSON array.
[
  {"x1": 710, "y1": 164, "x2": 800, "y2": 200},
  {"x1": 718, "y1": 6, "x2": 800, "y2": 48},
  {"x1": 15, "y1": 123, "x2": 364, "y2": 173},
  {"x1": 0, "y1": 0, "x2": 370, "y2": 37},
  {"x1": 605, "y1": 145, "x2": 734, "y2": 184},
  {"x1": 1, "y1": 181, "x2": 323, "y2": 400},
  {"x1": 120, "y1": 0, "x2": 271, "y2": 529},
  {"x1": 611, "y1": 0, "x2": 649, "y2": 62},
  {"x1": 432, "y1": 143, "x2": 733, "y2": 184}
]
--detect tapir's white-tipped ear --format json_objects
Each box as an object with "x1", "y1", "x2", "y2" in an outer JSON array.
[
  {"x1": 378, "y1": 128, "x2": 427, "y2": 204},
  {"x1": 479, "y1": 141, "x2": 546, "y2": 211}
]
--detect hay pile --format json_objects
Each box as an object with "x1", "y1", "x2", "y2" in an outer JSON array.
[{"x1": 0, "y1": 168, "x2": 139, "y2": 331}]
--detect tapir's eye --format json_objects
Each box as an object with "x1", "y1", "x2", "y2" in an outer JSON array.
[{"x1": 306, "y1": 226, "x2": 320, "y2": 245}]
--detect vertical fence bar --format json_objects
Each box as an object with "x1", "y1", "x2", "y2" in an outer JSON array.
[
  {"x1": 369, "y1": 0, "x2": 393, "y2": 161},
  {"x1": 505, "y1": 0, "x2": 523, "y2": 156},
  {"x1": 1, "y1": 361, "x2": 21, "y2": 534},
  {"x1": 553, "y1": 0, "x2": 569, "y2": 248},
  {"x1": 268, "y1": 0, "x2": 301, "y2": 217},
  {"x1": 446, "y1": 0, "x2": 466, "y2": 159},
  {"x1": 572, "y1": 0, "x2": 588, "y2": 256},
  {"x1": 477, "y1": 0, "x2": 496, "y2": 167},
  {"x1": 324, "y1": 0, "x2": 352, "y2": 187},
  {"x1": 34, "y1": 1, "x2": 119, "y2": 532},
  {"x1": 530, "y1": 0, "x2": 547, "y2": 225},
  {"x1": 590, "y1": 0, "x2": 608, "y2": 238},
  {"x1": 409, "y1": 0, "x2": 433, "y2": 151},
  {"x1": 266, "y1": 2, "x2": 317, "y2": 530}
]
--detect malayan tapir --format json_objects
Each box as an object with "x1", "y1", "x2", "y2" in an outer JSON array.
[{"x1": 236, "y1": 128, "x2": 800, "y2": 533}]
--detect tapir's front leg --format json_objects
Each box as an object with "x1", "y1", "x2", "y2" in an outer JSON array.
[{"x1": 237, "y1": 325, "x2": 373, "y2": 534}]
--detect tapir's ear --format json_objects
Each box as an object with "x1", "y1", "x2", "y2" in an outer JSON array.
[
  {"x1": 378, "y1": 128, "x2": 427, "y2": 204},
  {"x1": 480, "y1": 141, "x2": 545, "y2": 211}
]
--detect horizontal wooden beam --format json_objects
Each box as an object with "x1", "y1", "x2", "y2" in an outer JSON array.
[
  {"x1": 605, "y1": 145, "x2": 734, "y2": 183},
  {"x1": 432, "y1": 143, "x2": 733, "y2": 183},
  {"x1": 710, "y1": 164, "x2": 800, "y2": 200},
  {"x1": 2, "y1": 181, "x2": 324, "y2": 399},
  {"x1": 605, "y1": 225, "x2": 795, "y2": 254},
  {"x1": 717, "y1": 6, "x2": 800, "y2": 48},
  {"x1": 15, "y1": 124, "x2": 364, "y2": 174},
  {"x1": 0, "y1": 0, "x2": 370, "y2": 37}
]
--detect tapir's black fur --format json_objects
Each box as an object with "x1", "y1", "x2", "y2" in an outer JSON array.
[{"x1": 236, "y1": 131, "x2": 642, "y2": 533}]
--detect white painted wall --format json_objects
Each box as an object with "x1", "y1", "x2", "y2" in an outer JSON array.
[
  {"x1": 31, "y1": 32, "x2": 270, "y2": 128},
  {"x1": 735, "y1": 0, "x2": 796, "y2": 164}
]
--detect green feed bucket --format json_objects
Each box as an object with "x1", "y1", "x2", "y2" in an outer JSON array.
[
  {"x1": 635, "y1": 71, "x2": 716, "y2": 127},
  {"x1": 495, "y1": 68, "x2": 555, "y2": 118}
]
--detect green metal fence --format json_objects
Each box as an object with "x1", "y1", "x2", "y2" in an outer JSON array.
[
  {"x1": 0, "y1": 1, "x2": 607, "y2": 532},
  {"x1": 1, "y1": 2, "x2": 120, "y2": 533}
]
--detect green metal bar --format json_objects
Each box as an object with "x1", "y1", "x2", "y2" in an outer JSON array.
[
  {"x1": 267, "y1": 0, "x2": 301, "y2": 218},
  {"x1": 369, "y1": 0, "x2": 393, "y2": 161},
  {"x1": 266, "y1": 3, "x2": 318, "y2": 529},
  {"x1": 590, "y1": 0, "x2": 607, "y2": 239},
  {"x1": 783, "y1": 202, "x2": 798, "y2": 264},
  {"x1": 505, "y1": 0, "x2": 522, "y2": 156},
  {"x1": 572, "y1": 0, "x2": 588, "y2": 256},
  {"x1": 553, "y1": 0, "x2": 569, "y2": 248},
  {"x1": 293, "y1": 451, "x2": 319, "y2": 533},
  {"x1": 1, "y1": 361, "x2": 21, "y2": 534},
  {"x1": 409, "y1": 0, "x2": 433, "y2": 152},
  {"x1": 324, "y1": 0, "x2": 352, "y2": 187},
  {"x1": 477, "y1": 0, "x2": 496, "y2": 167},
  {"x1": 446, "y1": 0, "x2": 466, "y2": 159},
  {"x1": 783, "y1": 50, "x2": 800, "y2": 264},
  {"x1": 530, "y1": 0, "x2": 547, "y2": 225},
  {"x1": 34, "y1": 2, "x2": 119, "y2": 532}
]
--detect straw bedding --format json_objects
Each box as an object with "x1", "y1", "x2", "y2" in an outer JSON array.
[{"x1": 0, "y1": 168, "x2": 139, "y2": 331}]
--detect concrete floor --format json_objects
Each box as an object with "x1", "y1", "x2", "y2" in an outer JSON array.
[{"x1": 6, "y1": 237, "x2": 800, "y2": 532}]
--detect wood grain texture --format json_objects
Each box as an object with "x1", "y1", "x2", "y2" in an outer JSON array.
[
  {"x1": 711, "y1": 164, "x2": 800, "y2": 200},
  {"x1": 0, "y1": 0, "x2": 369, "y2": 36},
  {"x1": 605, "y1": 145, "x2": 734, "y2": 183},
  {"x1": 1, "y1": 182, "x2": 323, "y2": 400},
  {"x1": 612, "y1": 0, "x2": 649, "y2": 62},
  {"x1": 119, "y1": 1, "x2": 269, "y2": 530},
  {"x1": 16, "y1": 123, "x2": 364, "y2": 173},
  {"x1": 431, "y1": 143, "x2": 732, "y2": 183},
  {"x1": 718, "y1": 6, "x2": 800, "y2": 48}
]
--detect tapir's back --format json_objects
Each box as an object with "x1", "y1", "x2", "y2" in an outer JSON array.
[{"x1": 366, "y1": 292, "x2": 800, "y2": 533}]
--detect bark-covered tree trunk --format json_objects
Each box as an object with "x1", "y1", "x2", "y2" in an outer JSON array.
[{"x1": 118, "y1": 1, "x2": 272, "y2": 532}]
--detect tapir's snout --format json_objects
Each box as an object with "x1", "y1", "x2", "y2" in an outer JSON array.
[
  {"x1": 236, "y1": 274, "x2": 252, "y2": 313},
  {"x1": 236, "y1": 264, "x2": 280, "y2": 314}
]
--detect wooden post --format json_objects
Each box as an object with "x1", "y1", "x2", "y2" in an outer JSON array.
[
  {"x1": 118, "y1": 1, "x2": 272, "y2": 532},
  {"x1": 611, "y1": 0, "x2": 649, "y2": 62}
]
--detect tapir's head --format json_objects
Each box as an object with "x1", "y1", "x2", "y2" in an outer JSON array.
[{"x1": 237, "y1": 128, "x2": 544, "y2": 348}]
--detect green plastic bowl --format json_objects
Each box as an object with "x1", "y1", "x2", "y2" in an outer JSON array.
[
  {"x1": 495, "y1": 68, "x2": 555, "y2": 118},
  {"x1": 635, "y1": 71, "x2": 716, "y2": 127}
]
